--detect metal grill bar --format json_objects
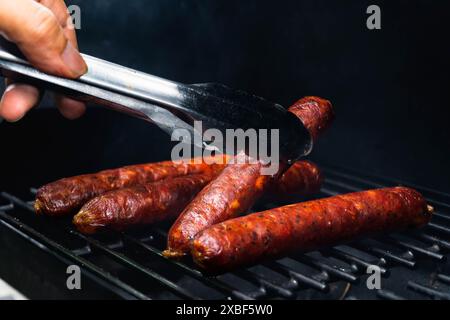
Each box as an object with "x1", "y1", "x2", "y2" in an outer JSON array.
[
  {"x1": 148, "y1": 228, "x2": 304, "y2": 299},
  {"x1": 71, "y1": 230, "x2": 199, "y2": 300},
  {"x1": 0, "y1": 164, "x2": 449, "y2": 300},
  {"x1": 416, "y1": 233, "x2": 450, "y2": 250},
  {"x1": 0, "y1": 198, "x2": 150, "y2": 300},
  {"x1": 233, "y1": 270, "x2": 295, "y2": 299},
  {"x1": 148, "y1": 227, "x2": 340, "y2": 300},
  {"x1": 384, "y1": 236, "x2": 445, "y2": 260},
  {"x1": 437, "y1": 274, "x2": 450, "y2": 285},
  {"x1": 433, "y1": 212, "x2": 450, "y2": 222},
  {"x1": 377, "y1": 289, "x2": 406, "y2": 300},
  {"x1": 407, "y1": 281, "x2": 450, "y2": 300},
  {"x1": 427, "y1": 223, "x2": 450, "y2": 235},
  {"x1": 122, "y1": 234, "x2": 255, "y2": 300},
  {"x1": 322, "y1": 248, "x2": 388, "y2": 276},
  {"x1": 293, "y1": 255, "x2": 358, "y2": 283},
  {"x1": 322, "y1": 165, "x2": 450, "y2": 202},
  {"x1": 351, "y1": 242, "x2": 416, "y2": 268},
  {"x1": 262, "y1": 261, "x2": 329, "y2": 292}
]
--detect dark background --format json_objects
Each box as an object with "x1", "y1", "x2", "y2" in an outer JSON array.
[{"x1": 0, "y1": 0, "x2": 449, "y2": 193}]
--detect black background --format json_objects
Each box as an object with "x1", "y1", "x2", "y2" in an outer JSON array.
[{"x1": 0, "y1": 0, "x2": 449, "y2": 193}]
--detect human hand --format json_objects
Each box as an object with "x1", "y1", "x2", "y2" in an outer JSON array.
[{"x1": 0, "y1": 0, "x2": 87, "y2": 122}]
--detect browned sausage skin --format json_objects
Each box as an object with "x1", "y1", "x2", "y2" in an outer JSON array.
[
  {"x1": 73, "y1": 174, "x2": 214, "y2": 234},
  {"x1": 264, "y1": 160, "x2": 323, "y2": 202},
  {"x1": 191, "y1": 187, "x2": 433, "y2": 272},
  {"x1": 73, "y1": 160, "x2": 323, "y2": 234},
  {"x1": 164, "y1": 156, "x2": 272, "y2": 258},
  {"x1": 288, "y1": 96, "x2": 335, "y2": 141},
  {"x1": 164, "y1": 96, "x2": 334, "y2": 258},
  {"x1": 35, "y1": 156, "x2": 228, "y2": 216}
]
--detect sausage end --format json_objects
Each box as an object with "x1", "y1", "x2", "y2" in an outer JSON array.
[
  {"x1": 288, "y1": 96, "x2": 335, "y2": 141},
  {"x1": 162, "y1": 249, "x2": 186, "y2": 260},
  {"x1": 73, "y1": 209, "x2": 101, "y2": 234},
  {"x1": 34, "y1": 199, "x2": 45, "y2": 215}
]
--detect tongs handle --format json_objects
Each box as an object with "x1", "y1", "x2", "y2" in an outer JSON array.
[{"x1": 0, "y1": 37, "x2": 186, "y2": 117}]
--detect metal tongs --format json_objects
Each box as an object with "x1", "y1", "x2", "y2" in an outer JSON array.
[{"x1": 0, "y1": 38, "x2": 311, "y2": 160}]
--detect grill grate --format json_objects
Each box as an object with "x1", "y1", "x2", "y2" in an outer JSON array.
[{"x1": 0, "y1": 165, "x2": 449, "y2": 300}]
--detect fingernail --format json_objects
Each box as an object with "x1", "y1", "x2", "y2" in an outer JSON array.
[{"x1": 61, "y1": 41, "x2": 88, "y2": 78}]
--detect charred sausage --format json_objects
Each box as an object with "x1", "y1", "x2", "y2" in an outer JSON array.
[
  {"x1": 288, "y1": 96, "x2": 335, "y2": 142},
  {"x1": 264, "y1": 160, "x2": 323, "y2": 202},
  {"x1": 35, "y1": 155, "x2": 228, "y2": 216},
  {"x1": 164, "y1": 154, "x2": 275, "y2": 258},
  {"x1": 73, "y1": 174, "x2": 214, "y2": 234},
  {"x1": 73, "y1": 161, "x2": 323, "y2": 234},
  {"x1": 164, "y1": 96, "x2": 334, "y2": 258},
  {"x1": 191, "y1": 187, "x2": 433, "y2": 272}
]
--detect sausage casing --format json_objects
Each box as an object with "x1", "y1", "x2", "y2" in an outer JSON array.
[
  {"x1": 191, "y1": 187, "x2": 433, "y2": 272},
  {"x1": 35, "y1": 156, "x2": 228, "y2": 216},
  {"x1": 74, "y1": 160, "x2": 323, "y2": 234},
  {"x1": 73, "y1": 174, "x2": 213, "y2": 234},
  {"x1": 288, "y1": 96, "x2": 335, "y2": 141},
  {"x1": 264, "y1": 160, "x2": 323, "y2": 202},
  {"x1": 164, "y1": 96, "x2": 334, "y2": 258}
]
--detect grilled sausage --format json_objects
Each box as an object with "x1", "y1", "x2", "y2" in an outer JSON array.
[
  {"x1": 264, "y1": 160, "x2": 323, "y2": 202},
  {"x1": 73, "y1": 161, "x2": 323, "y2": 234},
  {"x1": 164, "y1": 96, "x2": 334, "y2": 258},
  {"x1": 164, "y1": 154, "x2": 282, "y2": 258},
  {"x1": 35, "y1": 155, "x2": 228, "y2": 216},
  {"x1": 191, "y1": 187, "x2": 433, "y2": 272},
  {"x1": 288, "y1": 96, "x2": 335, "y2": 142},
  {"x1": 73, "y1": 174, "x2": 214, "y2": 234}
]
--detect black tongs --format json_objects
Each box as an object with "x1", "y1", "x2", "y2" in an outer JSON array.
[{"x1": 0, "y1": 38, "x2": 311, "y2": 160}]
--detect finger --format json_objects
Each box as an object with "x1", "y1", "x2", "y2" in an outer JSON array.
[
  {"x1": 36, "y1": 0, "x2": 86, "y2": 119},
  {"x1": 54, "y1": 91, "x2": 86, "y2": 120},
  {"x1": 0, "y1": 0, "x2": 87, "y2": 78},
  {"x1": 3, "y1": 77, "x2": 85, "y2": 121},
  {"x1": 4, "y1": 76, "x2": 44, "y2": 107},
  {"x1": 36, "y1": 0, "x2": 79, "y2": 47},
  {"x1": 55, "y1": 95, "x2": 85, "y2": 119},
  {"x1": 0, "y1": 83, "x2": 41, "y2": 122}
]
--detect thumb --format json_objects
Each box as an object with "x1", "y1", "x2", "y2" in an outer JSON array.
[{"x1": 0, "y1": 0, "x2": 87, "y2": 78}]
